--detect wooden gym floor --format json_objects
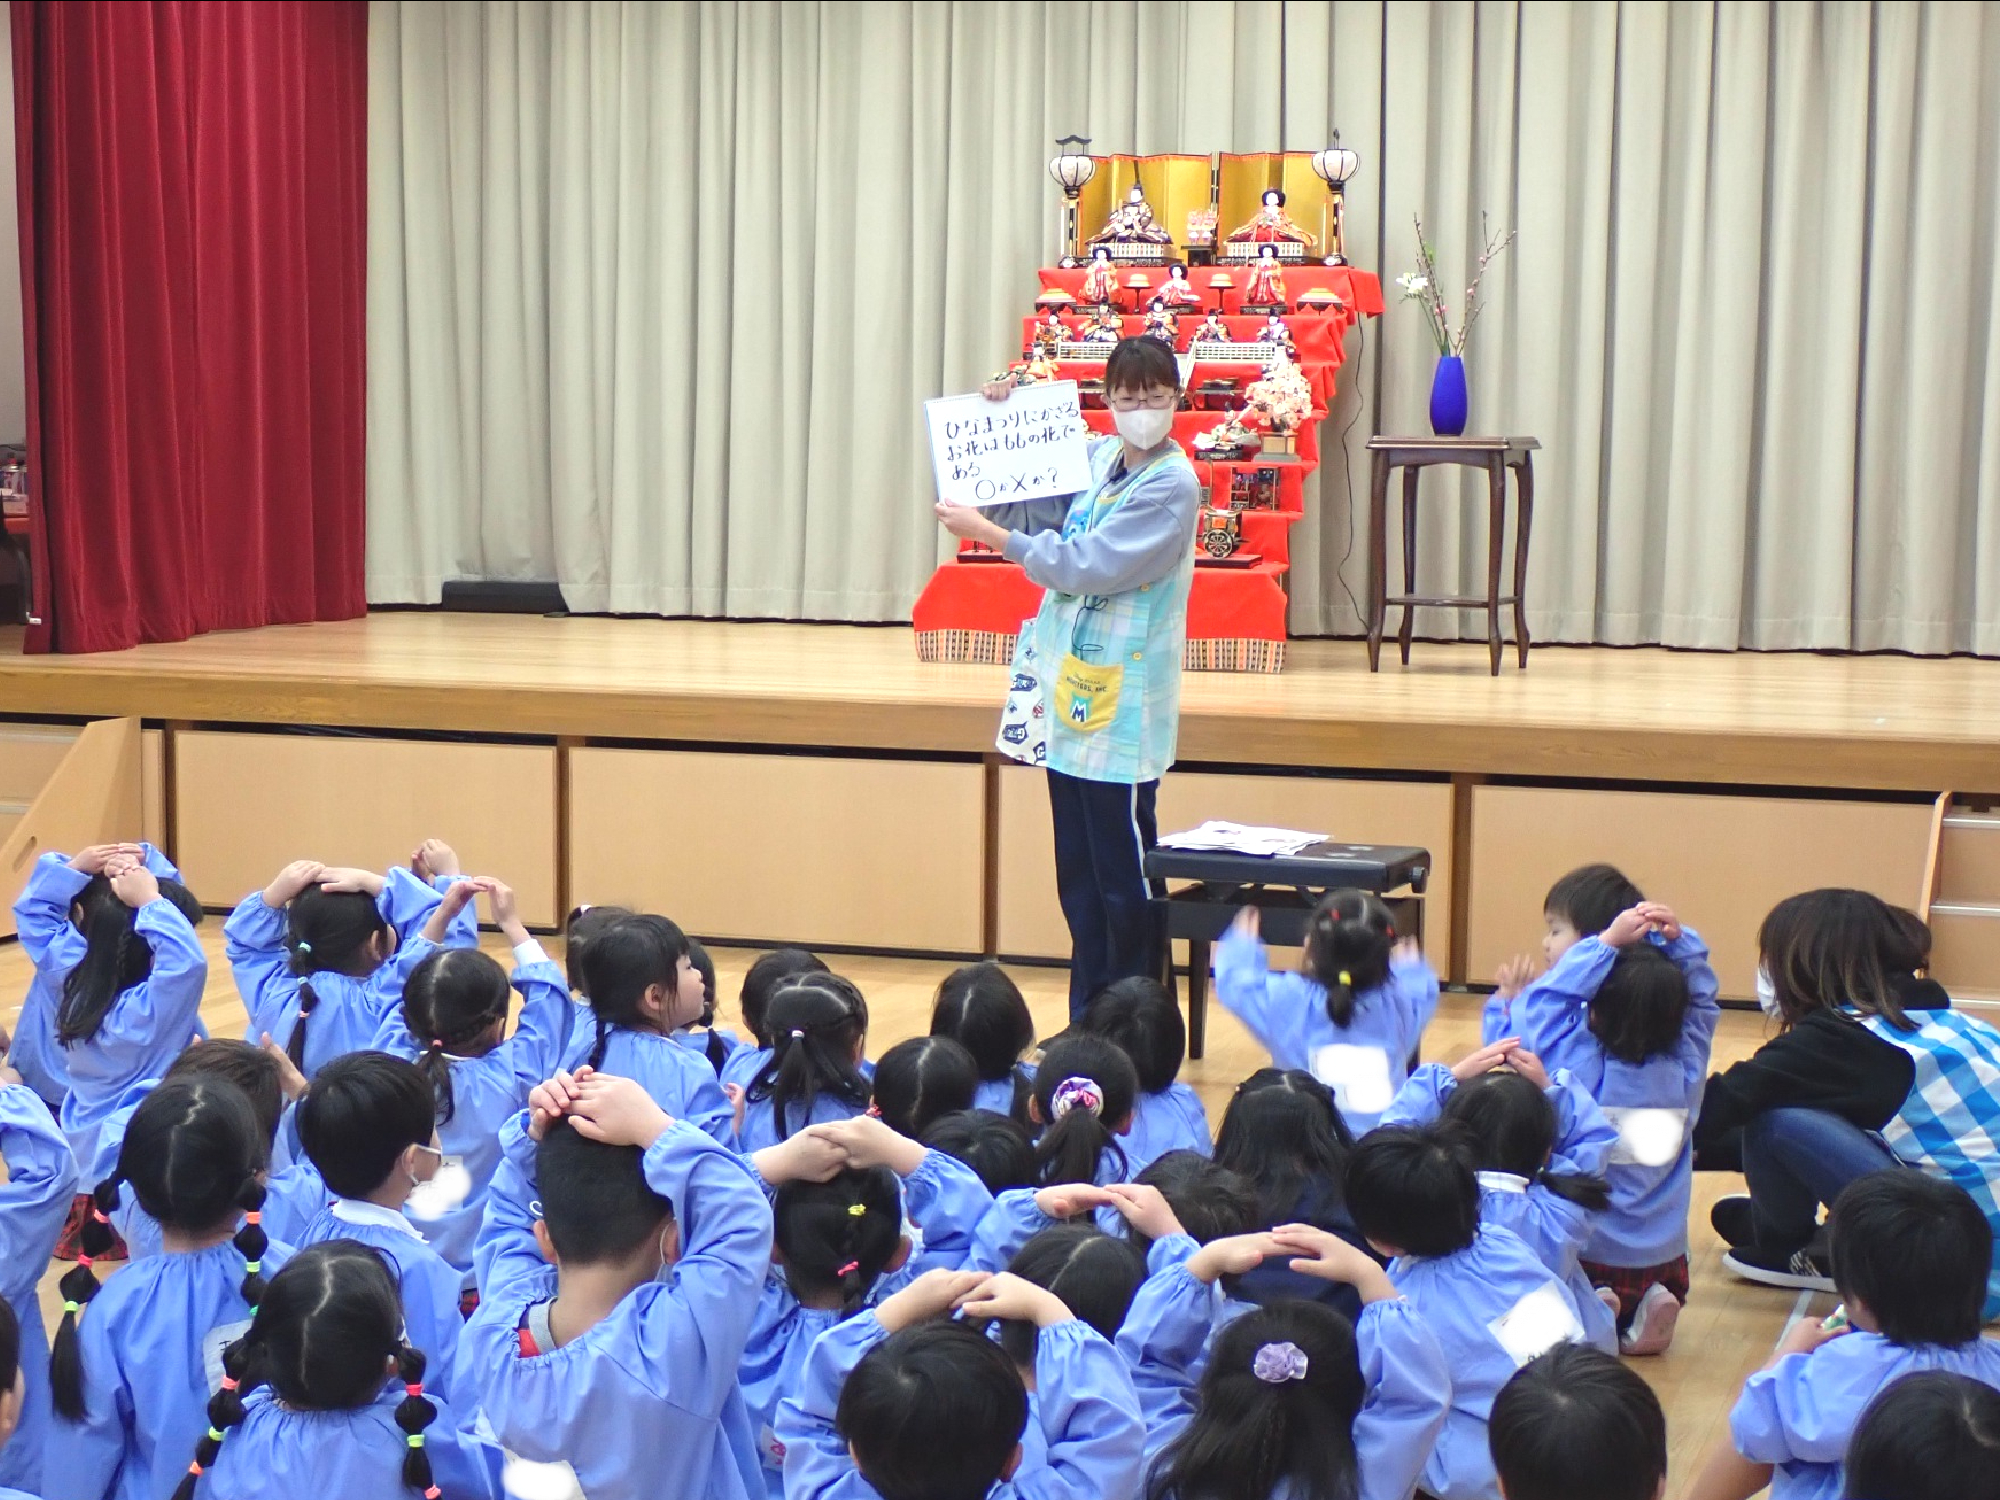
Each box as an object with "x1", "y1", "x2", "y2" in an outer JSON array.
[{"x1": 5, "y1": 930, "x2": 1799, "y2": 1500}]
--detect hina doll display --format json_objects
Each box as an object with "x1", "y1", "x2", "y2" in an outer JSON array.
[
  {"x1": 1242, "y1": 245, "x2": 1289, "y2": 310},
  {"x1": 1080, "y1": 306, "x2": 1123, "y2": 343},
  {"x1": 1149, "y1": 262, "x2": 1205, "y2": 310},
  {"x1": 1255, "y1": 314, "x2": 1297, "y2": 362},
  {"x1": 1142, "y1": 305, "x2": 1180, "y2": 346},
  {"x1": 1190, "y1": 310, "x2": 1232, "y2": 347},
  {"x1": 1087, "y1": 182, "x2": 1175, "y2": 246},
  {"x1": 1227, "y1": 187, "x2": 1317, "y2": 248},
  {"x1": 1081, "y1": 246, "x2": 1120, "y2": 306}
]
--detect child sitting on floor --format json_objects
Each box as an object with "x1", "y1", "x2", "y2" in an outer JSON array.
[
  {"x1": 735, "y1": 974, "x2": 874, "y2": 1153},
  {"x1": 1843, "y1": 1371, "x2": 2000, "y2": 1500},
  {"x1": 1215, "y1": 896, "x2": 1438, "y2": 1134},
  {"x1": 930, "y1": 962, "x2": 1037, "y2": 1120},
  {"x1": 1076, "y1": 977, "x2": 1211, "y2": 1175},
  {"x1": 1690, "y1": 1171, "x2": 2000, "y2": 1500},
  {"x1": 1489, "y1": 1342, "x2": 1669, "y2": 1500}
]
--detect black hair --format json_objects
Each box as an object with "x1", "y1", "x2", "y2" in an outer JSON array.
[
  {"x1": 1030, "y1": 1034, "x2": 1137, "y2": 1189},
  {"x1": 1543, "y1": 864, "x2": 1645, "y2": 940},
  {"x1": 1489, "y1": 1342, "x2": 1667, "y2": 1500},
  {"x1": 1846, "y1": 1371, "x2": 2000, "y2": 1500},
  {"x1": 284, "y1": 885, "x2": 391, "y2": 1069},
  {"x1": 741, "y1": 946, "x2": 830, "y2": 1049},
  {"x1": 1078, "y1": 977, "x2": 1185, "y2": 1095},
  {"x1": 1300, "y1": 891, "x2": 1396, "y2": 1027},
  {"x1": 1104, "y1": 336, "x2": 1181, "y2": 395},
  {"x1": 871, "y1": 1036, "x2": 978, "y2": 1141},
  {"x1": 400, "y1": 947, "x2": 510, "y2": 1126},
  {"x1": 1587, "y1": 944, "x2": 1690, "y2": 1065},
  {"x1": 1262, "y1": 187, "x2": 1289, "y2": 205},
  {"x1": 536, "y1": 1118, "x2": 674, "y2": 1264},
  {"x1": 684, "y1": 938, "x2": 733, "y2": 1073},
  {"x1": 171, "y1": 1241, "x2": 438, "y2": 1500},
  {"x1": 296, "y1": 1051, "x2": 436, "y2": 1201},
  {"x1": 561, "y1": 903, "x2": 634, "y2": 995},
  {"x1": 1132, "y1": 1150, "x2": 1260, "y2": 1249},
  {"x1": 1759, "y1": 889, "x2": 1932, "y2": 1033},
  {"x1": 930, "y1": 962, "x2": 1035, "y2": 1121},
  {"x1": 774, "y1": 1166, "x2": 904, "y2": 1315},
  {"x1": 994, "y1": 1223, "x2": 1144, "y2": 1368},
  {"x1": 837, "y1": 1320, "x2": 1028, "y2": 1500},
  {"x1": 165, "y1": 1039, "x2": 285, "y2": 1146},
  {"x1": 1440, "y1": 1069, "x2": 1610, "y2": 1211},
  {"x1": 1343, "y1": 1123, "x2": 1480, "y2": 1259},
  {"x1": 56, "y1": 874, "x2": 204, "y2": 1045},
  {"x1": 0, "y1": 1293, "x2": 15, "y2": 1402},
  {"x1": 747, "y1": 973, "x2": 872, "y2": 1140},
  {"x1": 919, "y1": 1109, "x2": 1037, "y2": 1196},
  {"x1": 1146, "y1": 1299, "x2": 1363, "y2": 1500},
  {"x1": 576, "y1": 913, "x2": 693, "y2": 1068},
  {"x1": 52, "y1": 1078, "x2": 269, "y2": 1420},
  {"x1": 1214, "y1": 1068, "x2": 1354, "y2": 1228},
  {"x1": 1831, "y1": 1170, "x2": 1991, "y2": 1346}
]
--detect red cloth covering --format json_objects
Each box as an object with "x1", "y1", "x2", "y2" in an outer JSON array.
[
  {"x1": 913, "y1": 558, "x2": 1291, "y2": 671},
  {"x1": 1040, "y1": 263, "x2": 1384, "y2": 319},
  {"x1": 12, "y1": 0, "x2": 369, "y2": 653}
]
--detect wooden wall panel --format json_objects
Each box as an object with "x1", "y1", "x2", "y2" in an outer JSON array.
[
  {"x1": 1466, "y1": 787, "x2": 1935, "y2": 998},
  {"x1": 174, "y1": 733, "x2": 560, "y2": 927},
  {"x1": 569, "y1": 749, "x2": 985, "y2": 953},
  {"x1": 0, "y1": 718, "x2": 143, "y2": 941},
  {"x1": 141, "y1": 729, "x2": 166, "y2": 851},
  {"x1": 996, "y1": 764, "x2": 1455, "y2": 969},
  {"x1": 0, "y1": 725, "x2": 77, "y2": 803}
]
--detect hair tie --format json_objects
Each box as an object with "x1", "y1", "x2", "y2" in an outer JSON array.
[
  {"x1": 187, "y1": 1461, "x2": 205, "y2": 1477},
  {"x1": 76, "y1": 1254, "x2": 93, "y2": 1269},
  {"x1": 1252, "y1": 1341, "x2": 1309, "y2": 1383},
  {"x1": 295, "y1": 941, "x2": 312, "y2": 956},
  {"x1": 242, "y1": 1260, "x2": 260, "y2": 1275},
  {"x1": 220, "y1": 1376, "x2": 239, "y2": 1392},
  {"x1": 789, "y1": 1029, "x2": 805, "y2": 1041},
  {"x1": 243, "y1": 1210, "x2": 261, "y2": 1227},
  {"x1": 90, "y1": 1206, "x2": 111, "y2": 1225},
  {"x1": 62, "y1": 1299, "x2": 80, "y2": 1314},
  {"x1": 207, "y1": 1426, "x2": 226, "y2": 1443},
  {"x1": 846, "y1": 1202, "x2": 868, "y2": 1218},
  {"x1": 405, "y1": 1382, "x2": 424, "y2": 1398},
  {"x1": 1337, "y1": 970, "x2": 1352, "y2": 987},
  {"x1": 1050, "y1": 1076, "x2": 1104, "y2": 1120},
  {"x1": 836, "y1": 1260, "x2": 861, "y2": 1278},
  {"x1": 406, "y1": 1434, "x2": 426, "y2": 1450},
  {"x1": 425, "y1": 1488, "x2": 443, "y2": 1500},
  {"x1": 429, "y1": 1038, "x2": 445, "y2": 1051}
]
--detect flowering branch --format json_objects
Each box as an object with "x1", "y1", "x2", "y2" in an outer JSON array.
[{"x1": 1399, "y1": 212, "x2": 1515, "y2": 358}]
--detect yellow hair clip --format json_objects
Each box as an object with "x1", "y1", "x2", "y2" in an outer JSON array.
[
  {"x1": 1337, "y1": 970, "x2": 1352, "y2": 987},
  {"x1": 847, "y1": 1202, "x2": 868, "y2": 1218}
]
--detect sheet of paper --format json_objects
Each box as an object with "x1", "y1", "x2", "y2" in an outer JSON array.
[
  {"x1": 926, "y1": 381, "x2": 1094, "y2": 508},
  {"x1": 1155, "y1": 820, "x2": 1328, "y2": 857}
]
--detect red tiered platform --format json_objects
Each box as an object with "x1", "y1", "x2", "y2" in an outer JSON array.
[{"x1": 914, "y1": 265, "x2": 1381, "y2": 674}]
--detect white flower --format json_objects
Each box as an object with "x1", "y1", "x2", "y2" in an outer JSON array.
[{"x1": 1397, "y1": 273, "x2": 1430, "y2": 294}]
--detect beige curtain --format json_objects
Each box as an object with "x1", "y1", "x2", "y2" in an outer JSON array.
[{"x1": 367, "y1": 1, "x2": 2000, "y2": 653}]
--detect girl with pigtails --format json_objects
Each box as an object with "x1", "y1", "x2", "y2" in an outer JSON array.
[
  {"x1": 1215, "y1": 891, "x2": 1440, "y2": 1135},
  {"x1": 734, "y1": 973, "x2": 873, "y2": 1154},
  {"x1": 168, "y1": 1241, "x2": 496, "y2": 1499},
  {"x1": 44, "y1": 1077, "x2": 291, "y2": 1500}
]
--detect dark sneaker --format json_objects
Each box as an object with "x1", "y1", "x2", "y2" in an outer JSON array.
[
  {"x1": 1722, "y1": 1245, "x2": 1835, "y2": 1293},
  {"x1": 1710, "y1": 1194, "x2": 1755, "y2": 1249}
]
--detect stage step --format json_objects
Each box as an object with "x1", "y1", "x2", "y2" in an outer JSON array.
[{"x1": 1924, "y1": 796, "x2": 2000, "y2": 1000}]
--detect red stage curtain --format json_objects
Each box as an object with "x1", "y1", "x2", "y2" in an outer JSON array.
[{"x1": 12, "y1": 0, "x2": 368, "y2": 653}]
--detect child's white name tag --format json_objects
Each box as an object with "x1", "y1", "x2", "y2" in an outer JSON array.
[
  {"x1": 503, "y1": 1453, "x2": 589, "y2": 1500},
  {"x1": 1311, "y1": 1044, "x2": 1395, "y2": 1118},
  {"x1": 201, "y1": 1318, "x2": 250, "y2": 1394},
  {"x1": 1601, "y1": 1107, "x2": 1689, "y2": 1168},
  {"x1": 1488, "y1": 1282, "x2": 1585, "y2": 1367}
]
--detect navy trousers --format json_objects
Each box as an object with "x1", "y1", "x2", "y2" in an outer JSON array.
[{"x1": 1047, "y1": 768, "x2": 1163, "y2": 1018}]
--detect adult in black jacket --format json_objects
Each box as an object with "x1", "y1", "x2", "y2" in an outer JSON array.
[{"x1": 1692, "y1": 889, "x2": 1938, "y2": 1287}]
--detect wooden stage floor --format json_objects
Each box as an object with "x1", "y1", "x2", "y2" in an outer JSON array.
[{"x1": 5, "y1": 613, "x2": 2000, "y2": 790}]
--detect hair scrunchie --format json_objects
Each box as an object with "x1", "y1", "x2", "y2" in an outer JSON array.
[
  {"x1": 1252, "y1": 1341, "x2": 1309, "y2": 1383},
  {"x1": 1049, "y1": 1076, "x2": 1104, "y2": 1120}
]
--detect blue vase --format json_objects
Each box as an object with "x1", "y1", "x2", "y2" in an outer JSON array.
[{"x1": 1429, "y1": 355, "x2": 1469, "y2": 437}]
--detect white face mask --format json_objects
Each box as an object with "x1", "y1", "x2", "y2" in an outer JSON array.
[
  {"x1": 1755, "y1": 965, "x2": 1780, "y2": 1016},
  {"x1": 1113, "y1": 405, "x2": 1175, "y2": 450}
]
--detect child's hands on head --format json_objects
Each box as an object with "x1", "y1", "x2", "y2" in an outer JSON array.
[
  {"x1": 1272, "y1": 1224, "x2": 1398, "y2": 1303},
  {"x1": 317, "y1": 867, "x2": 387, "y2": 897},
  {"x1": 1187, "y1": 1231, "x2": 1284, "y2": 1285},
  {"x1": 411, "y1": 838, "x2": 460, "y2": 881},
  {"x1": 486, "y1": 880, "x2": 528, "y2": 943},
  {"x1": 758, "y1": 1128, "x2": 850, "y2": 1187},
  {"x1": 957, "y1": 1271, "x2": 1073, "y2": 1329},
  {"x1": 567, "y1": 1073, "x2": 673, "y2": 1150},
  {"x1": 1102, "y1": 1182, "x2": 1186, "y2": 1242},
  {"x1": 1636, "y1": 901, "x2": 1682, "y2": 941},
  {"x1": 527, "y1": 1067, "x2": 593, "y2": 1139},
  {"x1": 263, "y1": 859, "x2": 326, "y2": 908},
  {"x1": 108, "y1": 862, "x2": 159, "y2": 908},
  {"x1": 1601, "y1": 905, "x2": 1656, "y2": 948},
  {"x1": 807, "y1": 1115, "x2": 926, "y2": 1176},
  {"x1": 423, "y1": 876, "x2": 492, "y2": 942},
  {"x1": 1505, "y1": 1045, "x2": 1551, "y2": 1090},
  {"x1": 1034, "y1": 1183, "x2": 1117, "y2": 1221},
  {"x1": 875, "y1": 1268, "x2": 991, "y2": 1333},
  {"x1": 68, "y1": 843, "x2": 143, "y2": 876},
  {"x1": 1451, "y1": 1040, "x2": 1518, "y2": 1082}
]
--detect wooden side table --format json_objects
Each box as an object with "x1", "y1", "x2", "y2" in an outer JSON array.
[{"x1": 1364, "y1": 436, "x2": 1539, "y2": 674}]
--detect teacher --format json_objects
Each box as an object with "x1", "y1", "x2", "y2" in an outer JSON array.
[{"x1": 936, "y1": 337, "x2": 1202, "y2": 1018}]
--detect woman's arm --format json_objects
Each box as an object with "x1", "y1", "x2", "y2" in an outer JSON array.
[{"x1": 1003, "y1": 468, "x2": 1200, "y2": 596}]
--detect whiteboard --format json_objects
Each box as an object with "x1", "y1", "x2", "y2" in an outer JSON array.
[{"x1": 925, "y1": 381, "x2": 1094, "y2": 508}]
